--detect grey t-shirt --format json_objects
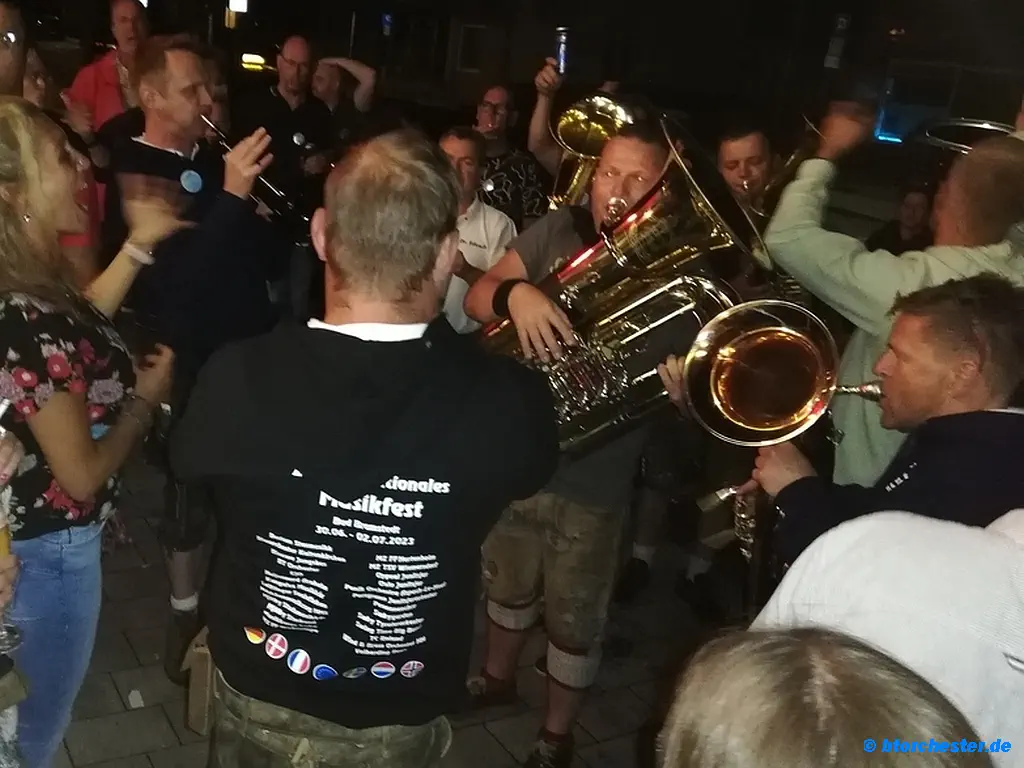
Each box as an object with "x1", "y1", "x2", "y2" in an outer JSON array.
[
  {"x1": 511, "y1": 205, "x2": 592, "y2": 282},
  {"x1": 510, "y1": 206, "x2": 648, "y2": 512}
]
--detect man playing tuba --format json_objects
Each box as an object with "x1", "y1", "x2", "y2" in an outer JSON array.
[{"x1": 463, "y1": 119, "x2": 674, "y2": 768}]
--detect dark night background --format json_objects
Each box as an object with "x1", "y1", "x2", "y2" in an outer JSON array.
[{"x1": 19, "y1": 0, "x2": 1024, "y2": 150}]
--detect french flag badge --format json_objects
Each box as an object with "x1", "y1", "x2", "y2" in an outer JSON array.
[{"x1": 287, "y1": 649, "x2": 311, "y2": 675}]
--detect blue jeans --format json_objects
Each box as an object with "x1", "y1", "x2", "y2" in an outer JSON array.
[{"x1": 10, "y1": 524, "x2": 103, "y2": 768}]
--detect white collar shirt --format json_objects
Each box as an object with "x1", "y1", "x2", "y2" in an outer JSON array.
[{"x1": 442, "y1": 197, "x2": 516, "y2": 334}]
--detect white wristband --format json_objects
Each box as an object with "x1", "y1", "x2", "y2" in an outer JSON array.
[{"x1": 122, "y1": 242, "x2": 154, "y2": 266}]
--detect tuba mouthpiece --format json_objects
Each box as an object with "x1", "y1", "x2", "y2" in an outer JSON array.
[{"x1": 604, "y1": 197, "x2": 628, "y2": 224}]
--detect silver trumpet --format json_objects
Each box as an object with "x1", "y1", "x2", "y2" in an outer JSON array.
[{"x1": 201, "y1": 114, "x2": 293, "y2": 219}]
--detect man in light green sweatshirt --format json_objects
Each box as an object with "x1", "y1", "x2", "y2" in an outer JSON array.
[{"x1": 764, "y1": 104, "x2": 1024, "y2": 486}]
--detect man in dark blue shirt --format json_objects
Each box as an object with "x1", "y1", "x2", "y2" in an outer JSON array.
[
  {"x1": 102, "y1": 34, "x2": 288, "y2": 684},
  {"x1": 748, "y1": 275, "x2": 1024, "y2": 566}
]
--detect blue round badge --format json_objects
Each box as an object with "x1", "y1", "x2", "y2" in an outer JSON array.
[
  {"x1": 313, "y1": 664, "x2": 339, "y2": 681},
  {"x1": 180, "y1": 169, "x2": 203, "y2": 194}
]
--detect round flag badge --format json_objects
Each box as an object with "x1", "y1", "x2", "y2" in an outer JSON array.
[
  {"x1": 180, "y1": 169, "x2": 203, "y2": 194},
  {"x1": 265, "y1": 633, "x2": 288, "y2": 660},
  {"x1": 371, "y1": 661, "x2": 395, "y2": 679},
  {"x1": 287, "y1": 649, "x2": 311, "y2": 675},
  {"x1": 292, "y1": 132, "x2": 306, "y2": 147},
  {"x1": 313, "y1": 664, "x2": 338, "y2": 681},
  {"x1": 244, "y1": 627, "x2": 266, "y2": 645},
  {"x1": 400, "y1": 660, "x2": 425, "y2": 679},
  {"x1": 341, "y1": 666, "x2": 366, "y2": 680}
]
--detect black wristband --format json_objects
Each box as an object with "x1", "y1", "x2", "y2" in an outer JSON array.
[{"x1": 492, "y1": 279, "x2": 530, "y2": 318}]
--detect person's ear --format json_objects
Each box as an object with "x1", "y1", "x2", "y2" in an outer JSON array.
[
  {"x1": 310, "y1": 208, "x2": 328, "y2": 264},
  {"x1": 433, "y1": 230, "x2": 459, "y2": 283}
]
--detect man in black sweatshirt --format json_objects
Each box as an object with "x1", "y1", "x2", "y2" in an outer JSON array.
[
  {"x1": 171, "y1": 130, "x2": 559, "y2": 766},
  {"x1": 747, "y1": 274, "x2": 1024, "y2": 566},
  {"x1": 100, "y1": 34, "x2": 287, "y2": 684}
]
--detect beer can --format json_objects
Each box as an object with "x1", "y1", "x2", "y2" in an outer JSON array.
[{"x1": 555, "y1": 27, "x2": 569, "y2": 75}]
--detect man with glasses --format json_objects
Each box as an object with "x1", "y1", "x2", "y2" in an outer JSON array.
[
  {"x1": 474, "y1": 84, "x2": 547, "y2": 231},
  {"x1": 239, "y1": 35, "x2": 332, "y2": 216},
  {"x1": 238, "y1": 35, "x2": 333, "y2": 321}
]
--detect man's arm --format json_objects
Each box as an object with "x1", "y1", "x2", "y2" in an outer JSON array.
[
  {"x1": 465, "y1": 209, "x2": 576, "y2": 360},
  {"x1": 772, "y1": 476, "x2": 879, "y2": 565},
  {"x1": 764, "y1": 159, "x2": 948, "y2": 338},
  {"x1": 463, "y1": 247, "x2": 530, "y2": 324},
  {"x1": 764, "y1": 104, "x2": 951, "y2": 337},
  {"x1": 528, "y1": 58, "x2": 565, "y2": 176},
  {"x1": 528, "y1": 95, "x2": 561, "y2": 177},
  {"x1": 773, "y1": 450, "x2": 933, "y2": 565},
  {"x1": 321, "y1": 57, "x2": 378, "y2": 113}
]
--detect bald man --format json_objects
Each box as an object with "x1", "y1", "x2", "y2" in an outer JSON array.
[
  {"x1": 237, "y1": 35, "x2": 334, "y2": 320},
  {"x1": 238, "y1": 35, "x2": 332, "y2": 217}
]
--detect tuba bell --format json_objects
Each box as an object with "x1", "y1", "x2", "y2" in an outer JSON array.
[
  {"x1": 547, "y1": 92, "x2": 635, "y2": 210},
  {"x1": 483, "y1": 116, "x2": 767, "y2": 453}
]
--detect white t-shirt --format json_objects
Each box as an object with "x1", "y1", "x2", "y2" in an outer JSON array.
[
  {"x1": 754, "y1": 511, "x2": 1024, "y2": 765},
  {"x1": 443, "y1": 198, "x2": 516, "y2": 334}
]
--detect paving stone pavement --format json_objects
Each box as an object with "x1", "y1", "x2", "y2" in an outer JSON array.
[{"x1": 50, "y1": 457, "x2": 701, "y2": 768}]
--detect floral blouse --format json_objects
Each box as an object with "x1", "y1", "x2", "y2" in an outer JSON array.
[{"x1": 0, "y1": 292, "x2": 135, "y2": 540}]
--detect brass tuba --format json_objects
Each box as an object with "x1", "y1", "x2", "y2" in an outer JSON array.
[
  {"x1": 547, "y1": 93, "x2": 635, "y2": 210},
  {"x1": 483, "y1": 116, "x2": 767, "y2": 453}
]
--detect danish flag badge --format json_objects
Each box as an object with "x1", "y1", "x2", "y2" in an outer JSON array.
[{"x1": 265, "y1": 633, "x2": 288, "y2": 660}]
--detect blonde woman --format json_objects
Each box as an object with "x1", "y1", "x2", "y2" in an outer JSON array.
[
  {"x1": 660, "y1": 628, "x2": 995, "y2": 768},
  {"x1": 0, "y1": 97, "x2": 183, "y2": 768}
]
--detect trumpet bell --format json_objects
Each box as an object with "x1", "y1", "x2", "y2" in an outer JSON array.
[{"x1": 683, "y1": 299, "x2": 839, "y2": 447}]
